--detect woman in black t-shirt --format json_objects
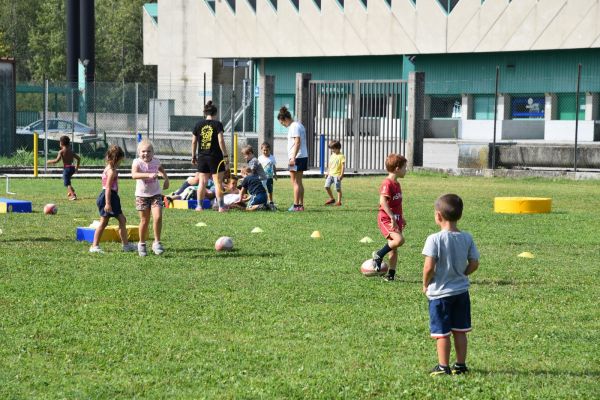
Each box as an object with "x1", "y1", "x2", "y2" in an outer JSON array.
[{"x1": 191, "y1": 101, "x2": 229, "y2": 212}]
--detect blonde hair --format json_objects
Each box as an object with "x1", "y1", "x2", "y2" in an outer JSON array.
[{"x1": 137, "y1": 139, "x2": 154, "y2": 155}]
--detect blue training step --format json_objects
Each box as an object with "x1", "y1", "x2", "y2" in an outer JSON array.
[{"x1": 0, "y1": 198, "x2": 33, "y2": 213}]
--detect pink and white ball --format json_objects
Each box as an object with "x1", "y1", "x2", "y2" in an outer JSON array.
[
  {"x1": 215, "y1": 236, "x2": 234, "y2": 251},
  {"x1": 360, "y1": 259, "x2": 389, "y2": 277},
  {"x1": 43, "y1": 203, "x2": 58, "y2": 215}
]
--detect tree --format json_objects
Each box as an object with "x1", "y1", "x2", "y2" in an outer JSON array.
[
  {"x1": 0, "y1": 29, "x2": 10, "y2": 57},
  {"x1": 28, "y1": 0, "x2": 66, "y2": 81},
  {"x1": 96, "y1": 0, "x2": 155, "y2": 83}
]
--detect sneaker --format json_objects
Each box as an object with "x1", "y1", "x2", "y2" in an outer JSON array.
[
  {"x1": 122, "y1": 243, "x2": 137, "y2": 252},
  {"x1": 68, "y1": 194, "x2": 77, "y2": 201},
  {"x1": 334, "y1": 202, "x2": 342, "y2": 206},
  {"x1": 218, "y1": 206, "x2": 229, "y2": 213},
  {"x1": 89, "y1": 246, "x2": 104, "y2": 253},
  {"x1": 382, "y1": 274, "x2": 395, "y2": 282},
  {"x1": 324, "y1": 199, "x2": 335, "y2": 205},
  {"x1": 138, "y1": 242, "x2": 147, "y2": 257},
  {"x1": 451, "y1": 364, "x2": 469, "y2": 375},
  {"x1": 288, "y1": 205, "x2": 299, "y2": 212},
  {"x1": 152, "y1": 241, "x2": 164, "y2": 255},
  {"x1": 430, "y1": 365, "x2": 451, "y2": 376},
  {"x1": 297, "y1": 205, "x2": 305, "y2": 211},
  {"x1": 269, "y1": 202, "x2": 277, "y2": 211},
  {"x1": 194, "y1": 206, "x2": 203, "y2": 211},
  {"x1": 371, "y1": 251, "x2": 382, "y2": 272}
]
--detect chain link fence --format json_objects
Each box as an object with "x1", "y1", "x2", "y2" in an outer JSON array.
[
  {"x1": 423, "y1": 66, "x2": 600, "y2": 170},
  {"x1": 7, "y1": 79, "x2": 256, "y2": 167}
]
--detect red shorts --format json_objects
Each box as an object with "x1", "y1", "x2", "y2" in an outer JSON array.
[{"x1": 377, "y1": 211, "x2": 404, "y2": 239}]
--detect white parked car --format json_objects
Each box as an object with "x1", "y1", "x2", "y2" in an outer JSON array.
[{"x1": 16, "y1": 118, "x2": 97, "y2": 137}]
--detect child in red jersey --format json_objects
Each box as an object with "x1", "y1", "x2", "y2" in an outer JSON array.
[{"x1": 371, "y1": 154, "x2": 408, "y2": 281}]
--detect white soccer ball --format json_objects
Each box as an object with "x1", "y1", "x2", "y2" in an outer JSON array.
[
  {"x1": 360, "y1": 258, "x2": 389, "y2": 277},
  {"x1": 215, "y1": 236, "x2": 234, "y2": 251},
  {"x1": 44, "y1": 203, "x2": 58, "y2": 215}
]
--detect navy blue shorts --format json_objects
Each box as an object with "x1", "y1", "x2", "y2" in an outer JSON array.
[
  {"x1": 265, "y1": 178, "x2": 274, "y2": 194},
  {"x1": 96, "y1": 190, "x2": 123, "y2": 218},
  {"x1": 428, "y1": 291, "x2": 471, "y2": 338},
  {"x1": 63, "y1": 166, "x2": 76, "y2": 186},
  {"x1": 248, "y1": 192, "x2": 268, "y2": 207},
  {"x1": 289, "y1": 157, "x2": 308, "y2": 172}
]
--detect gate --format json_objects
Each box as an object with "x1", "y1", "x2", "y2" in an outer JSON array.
[{"x1": 307, "y1": 79, "x2": 408, "y2": 172}]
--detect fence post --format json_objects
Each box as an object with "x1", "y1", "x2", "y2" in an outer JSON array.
[
  {"x1": 233, "y1": 132, "x2": 238, "y2": 175},
  {"x1": 574, "y1": 63, "x2": 581, "y2": 172},
  {"x1": 33, "y1": 133, "x2": 38, "y2": 177},
  {"x1": 320, "y1": 134, "x2": 325, "y2": 175},
  {"x1": 295, "y1": 73, "x2": 312, "y2": 164},
  {"x1": 135, "y1": 82, "x2": 139, "y2": 138},
  {"x1": 352, "y1": 81, "x2": 360, "y2": 172},
  {"x1": 258, "y1": 75, "x2": 275, "y2": 152},
  {"x1": 44, "y1": 79, "x2": 49, "y2": 174},
  {"x1": 491, "y1": 65, "x2": 499, "y2": 169},
  {"x1": 406, "y1": 72, "x2": 424, "y2": 169}
]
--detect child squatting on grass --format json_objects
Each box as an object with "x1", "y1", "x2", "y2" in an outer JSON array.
[
  {"x1": 371, "y1": 153, "x2": 407, "y2": 282},
  {"x1": 423, "y1": 194, "x2": 480, "y2": 376},
  {"x1": 323, "y1": 140, "x2": 345, "y2": 206},
  {"x1": 131, "y1": 139, "x2": 170, "y2": 257},
  {"x1": 46, "y1": 135, "x2": 81, "y2": 200},
  {"x1": 89, "y1": 145, "x2": 137, "y2": 254},
  {"x1": 236, "y1": 166, "x2": 269, "y2": 211}
]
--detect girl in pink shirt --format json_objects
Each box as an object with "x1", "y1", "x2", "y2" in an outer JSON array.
[
  {"x1": 90, "y1": 145, "x2": 137, "y2": 253},
  {"x1": 131, "y1": 139, "x2": 170, "y2": 257}
]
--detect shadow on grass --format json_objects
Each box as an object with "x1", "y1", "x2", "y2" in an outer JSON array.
[
  {"x1": 173, "y1": 248, "x2": 283, "y2": 258},
  {"x1": 0, "y1": 237, "x2": 61, "y2": 242},
  {"x1": 477, "y1": 368, "x2": 600, "y2": 378},
  {"x1": 472, "y1": 279, "x2": 531, "y2": 286}
]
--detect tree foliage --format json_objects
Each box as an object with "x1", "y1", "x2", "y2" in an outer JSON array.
[{"x1": 0, "y1": 0, "x2": 156, "y2": 82}]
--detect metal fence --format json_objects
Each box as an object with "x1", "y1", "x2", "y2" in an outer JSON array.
[
  {"x1": 9, "y1": 79, "x2": 254, "y2": 165},
  {"x1": 307, "y1": 80, "x2": 408, "y2": 172},
  {"x1": 424, "y1": 65, "x2": 600, "y2": 171}
]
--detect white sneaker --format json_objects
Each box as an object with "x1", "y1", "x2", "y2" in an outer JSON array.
[
  {"x1": 138, "y1": 242, "x2": 147, "y2": 257},
  {"x1": 89, "y1": 246, "x2": 104, "y2": 253},
  {"x1": 122, "y1": 243, "x2": 137, "y2": 252},
  {"x1": 152, "y1": 241, "x2": 164, "y2": 255}
]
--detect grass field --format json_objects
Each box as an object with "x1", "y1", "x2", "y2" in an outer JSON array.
[{"x1": 0, "y1": 173, "x2": 598, "y2": 399}]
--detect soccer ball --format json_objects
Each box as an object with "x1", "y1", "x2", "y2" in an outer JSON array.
[
  {"x1": 360, "y1": 258, "x2": 389, "y2": 277},
  {"x1": 44, "y1": 203, "x2": 58, "y2": 215},
  {"x1": 215, "y1": 236, "x2": 234, "y2": 251}
]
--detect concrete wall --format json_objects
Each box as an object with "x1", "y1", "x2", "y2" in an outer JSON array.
[{"x1": 149, "y1": 0, "x2": 600, "y2": 59}]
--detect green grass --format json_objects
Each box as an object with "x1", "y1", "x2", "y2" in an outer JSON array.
[{"x1": 0, "y1": 173, "x2": 598, "y2": 399}]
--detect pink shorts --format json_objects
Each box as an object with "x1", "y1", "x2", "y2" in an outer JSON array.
[{"x1": 377, "y1": 212, "x2": 404, "y2": 239}]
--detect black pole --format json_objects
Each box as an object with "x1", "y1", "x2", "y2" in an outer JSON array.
[
  {"x1": 491, "y1": 65, "x2": 499, "y2": 170},
  {"x1": 574, "y1": 63, "x2": 581, "y2": 172},
  {"x1": 66, "y1": 0, "x2": 79, "y2": 83},
  {"x1": 79, "y1": 0, "x2": 95, "y2": 83}
]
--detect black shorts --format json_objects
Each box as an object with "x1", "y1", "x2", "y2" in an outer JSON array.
[
  {"x1": 289, "y1": 157, "x2": 308, "y2": 172},
  {"x1": 197, "y1": 155, "x2": 226, "y2": 174}
]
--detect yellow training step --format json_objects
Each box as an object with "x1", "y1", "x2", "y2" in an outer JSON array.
[
  {"x1": 494, "y1": 197, "x2": 552, "y2": 214},
  {"x1": 76, "y1": 225, "x2": 140, "y2": 243}
]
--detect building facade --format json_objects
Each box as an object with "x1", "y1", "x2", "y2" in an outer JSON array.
[{"x1": 143, "y1": 0, "x2": 600, "y2": 141}]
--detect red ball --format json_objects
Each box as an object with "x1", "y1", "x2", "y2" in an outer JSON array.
[{"x1": 44, "y1": 203, "x2": 58, "y2": 215}]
